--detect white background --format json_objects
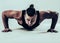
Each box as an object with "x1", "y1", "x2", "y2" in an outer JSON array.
[{"x1": 0, "y1": 0, "x2": 60, "y2": 43}]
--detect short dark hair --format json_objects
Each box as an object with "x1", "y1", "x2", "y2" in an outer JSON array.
[{"x1": 26, "y1": 4, "x2": 36, "y2": 16}]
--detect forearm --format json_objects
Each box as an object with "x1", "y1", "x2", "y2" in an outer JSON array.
[
  {"x1": 50, "y1": 13, "x2": 58, "y2": 29},
  {"x1": 2, "y1": 15, "x2": 9, "y2": 29}
]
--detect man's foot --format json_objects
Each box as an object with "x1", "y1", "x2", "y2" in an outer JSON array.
[
  {"x1": 2, "y1": 29, "x2": 12, "y2": 32},
  {"x1": 47, "y1": 29, "x2": 58, "y2": 33}
]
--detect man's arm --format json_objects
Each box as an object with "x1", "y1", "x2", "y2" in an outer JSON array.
[
  {"x1": 39, "y1": 11, "x2": 58, "y2": 33},
  {"x1": 2, "y1": 10, "x2": 22, "y2": 32}
]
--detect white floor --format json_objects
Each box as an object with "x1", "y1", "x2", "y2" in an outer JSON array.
[
  {"x1": 0, "y1": 0, "x2": 60, "y2": 43},
  {"x1": 0, "y1": 23, "x2": 60, "y2": 43}
]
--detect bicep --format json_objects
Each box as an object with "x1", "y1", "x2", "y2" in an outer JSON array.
[
  {"x1": 13, "y1": 11, "x2": 22, "y2": 19},
  {"x1": 43, "y1": 13, "x2": 52, "y2": 19}
]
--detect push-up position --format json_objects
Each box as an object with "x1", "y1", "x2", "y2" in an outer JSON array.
[{"x1": 2, "y1": 4, "x2": 58, "y2": 32}]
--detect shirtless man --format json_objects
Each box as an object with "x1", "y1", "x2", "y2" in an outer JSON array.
[{"x1": 2, "y1": 4, "x2": 58, "y2": 33}]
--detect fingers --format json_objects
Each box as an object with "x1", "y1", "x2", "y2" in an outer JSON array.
[{"x1": 2, "y1": 29, "x2": 12, "y2": 32}]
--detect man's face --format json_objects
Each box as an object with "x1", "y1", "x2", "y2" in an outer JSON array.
[{"x1": 24, "y1": 14, "x2": 37, "y2": 26}]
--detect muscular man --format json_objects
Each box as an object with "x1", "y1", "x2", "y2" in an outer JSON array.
[{"x1": 2, "y1": 4, "x2": 58, "y2": 33}]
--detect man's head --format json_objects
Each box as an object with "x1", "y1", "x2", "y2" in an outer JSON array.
[
  {"x1": 24, "y1": 4, "x2": 37, "y2": 26},
  {"x1": 26, "y1": 4, "x2": 35, "y2": 16}
]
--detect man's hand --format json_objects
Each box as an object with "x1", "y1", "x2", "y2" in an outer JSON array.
[
  {"x1": 47, "y1": 29, "x2": 58, "y2": 33},
  {"x1": 2, "y1": 28, "x2": 12, "y2": 32}
]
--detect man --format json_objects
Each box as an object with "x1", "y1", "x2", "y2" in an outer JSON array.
[{"x1": 2, "y1": 4, "x2": 58, "y2": 33}]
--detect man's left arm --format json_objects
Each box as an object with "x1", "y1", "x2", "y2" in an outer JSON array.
[{"x1": 39, "y1": 11, "x2": 59, "y2": 33}]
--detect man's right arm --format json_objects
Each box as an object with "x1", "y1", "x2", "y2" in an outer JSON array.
[{"x1": 2, "y1": 10, "x2": 22, "y2": 32}]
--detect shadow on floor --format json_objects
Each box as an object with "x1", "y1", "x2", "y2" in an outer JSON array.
[{"x1": 13, "y1": 28, "x2": 49, "y2": 34}]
